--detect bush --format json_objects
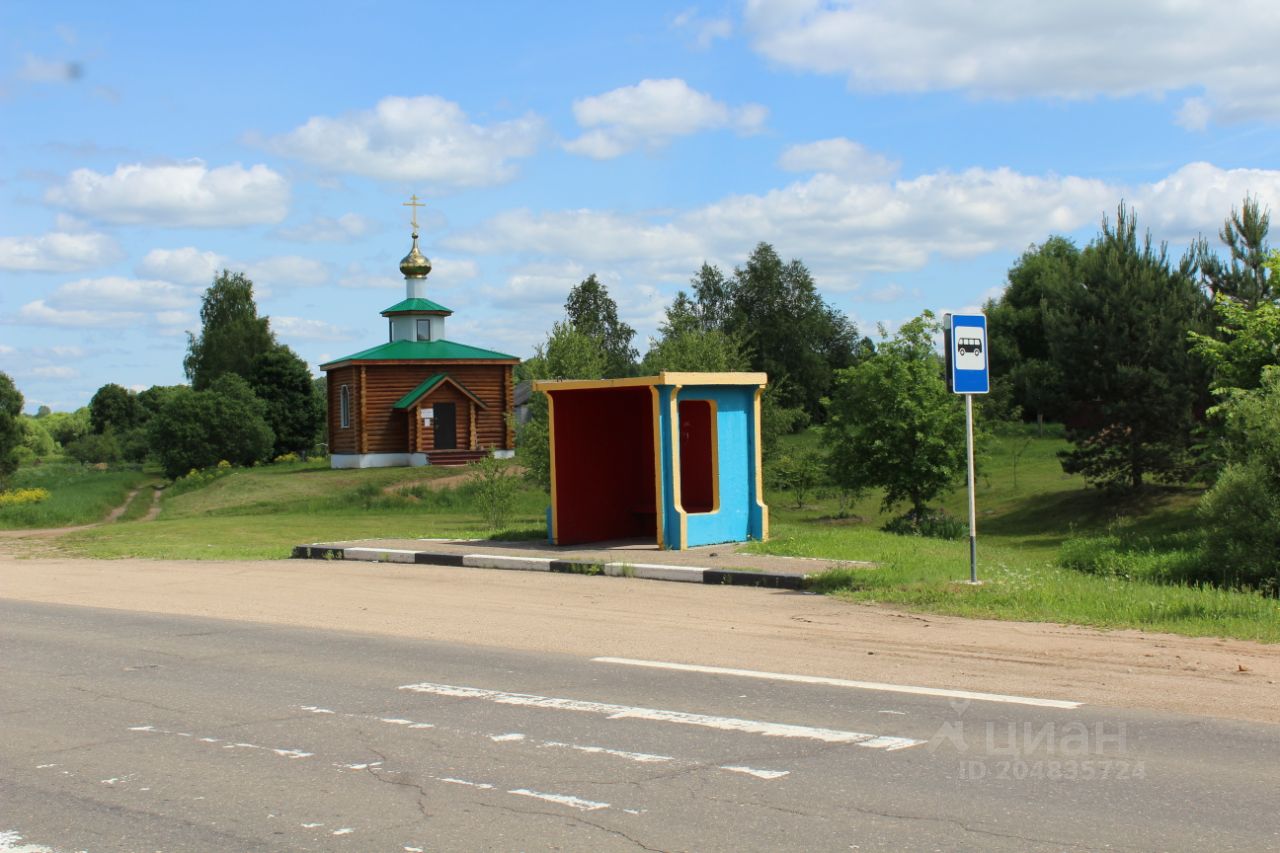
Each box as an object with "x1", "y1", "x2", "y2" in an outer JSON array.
[
  {"x1": 882, "y1": 508, "x2": 965, "y2": 540},
  {"x1": 768, "y1": 450, "x2": 826, "y2": 509},
  {"x1": 1197, "y1": 462, "x2": 1280, "y2": 594},
  {"x1": 64, "y1": 431, "x2": 123, "y2": 465},
  {"x1": 0, "y1": 487, "x2": 51, "y2": 507},
  {"x1": 470, "y1": 453, "x2": 518, "y2": 530}
]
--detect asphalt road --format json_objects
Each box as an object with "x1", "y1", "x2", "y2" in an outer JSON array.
[{"x1": 2, "y1": 599, "x2": 1278, "y2": 852}]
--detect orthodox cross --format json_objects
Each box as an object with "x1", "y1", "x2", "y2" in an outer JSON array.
[{"x1": 403, "y1": 194, "x2": 425, "y2": 231}]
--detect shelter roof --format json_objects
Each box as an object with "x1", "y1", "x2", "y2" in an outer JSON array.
[{"x1": 533, "y1": 372, "x2": 767, "y2": 393}]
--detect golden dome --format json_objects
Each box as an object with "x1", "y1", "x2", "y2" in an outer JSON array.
[{"x1": 399, "y1": 232, "x2": 432, "y2": 278}]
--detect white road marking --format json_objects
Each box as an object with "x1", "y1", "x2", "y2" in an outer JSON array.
[
  {"x1": 399, "y1": 682, "x2": 924, "y2": 748},
  {"x1": 509, "y1": 788, "x2": 610, "y2": 811},
  {"x1": 720, "y1": 766, "x2": 790, "y2": 780},
  {"x1": 301, "y1": 823, "x2": 323, "y2": 828},
  {"x1": 538, "y1": 740, "x2": 673, "y2": 764},
  {"x1": 300, "y1": 706, "x2": 335, "y2": 714},
  {"x1": 437, "y1": 777, "x2": 495, "y2": 790},
  {"x1": 490, "y1": 733, "x2": 525, "y2": 742},
  {"x1": 128, "y1": 726, "x2": 313, "y2": 758},
  {"x1": 332, "y1": 827, "x2": 354, "y2": 835},
  {"x1": 592, "y1": 657, "x2": 1083, "y2": 709},
  {"x1": 0, "y1": 830, "x2": 56, "y2": 853},
  {"x1": 334, "y1": 762, "x2": 383, "y2": 770}
]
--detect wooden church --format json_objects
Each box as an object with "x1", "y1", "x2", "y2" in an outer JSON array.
[{"x1": 321, "y1": 201, "x2": 518, "y2": 468}]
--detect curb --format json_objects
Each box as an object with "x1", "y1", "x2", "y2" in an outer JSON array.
[{"x1": 290, "y1": 544, "x2": 807, "y2": 590}]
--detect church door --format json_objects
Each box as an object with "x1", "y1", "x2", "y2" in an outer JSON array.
[{"x1": 433, "y1": 403, "x2": 457, "y2": 450}]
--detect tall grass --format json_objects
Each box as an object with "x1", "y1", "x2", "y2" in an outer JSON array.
[{"x1": 0, "y1": 463, "x2": 153, "y2": 528}]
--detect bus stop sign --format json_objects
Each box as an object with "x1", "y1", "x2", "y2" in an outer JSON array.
[{"x1": 945, "y1": 313, "x2": 989, "y2": 395}]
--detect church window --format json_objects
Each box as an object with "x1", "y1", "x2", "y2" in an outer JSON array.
[
  {"x1": 416, "y1": 318, "x2": 432, "y2": 341},
  {"x1": 339, "y1": 385, "x2": 351, "y2": 429}
]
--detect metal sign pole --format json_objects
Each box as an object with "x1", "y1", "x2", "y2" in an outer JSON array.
[{"x1": 965, "y1": 392, "x2": 977, "y2": 583}]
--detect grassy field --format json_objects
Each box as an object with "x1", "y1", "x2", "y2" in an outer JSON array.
[
  {"x1": 59, "y1": 459, "x2": 545, "y2": 560},
  {"x1": 0, "y1": 462, "x2": 156, "y2": 528},
  {"x1": 754, "y1": 424, "x2": 1280, "y2": 642},
  {"x1": 13, "y1": 426, "x2": 1280, "y2": 643}
]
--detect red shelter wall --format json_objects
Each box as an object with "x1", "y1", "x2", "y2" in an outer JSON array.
[
  {"x1": 551, "y1": 387, "x2": 656, "y2": 544},
  {"x1": 678, "y1": 400, "x2": 714, "y2": 513}
]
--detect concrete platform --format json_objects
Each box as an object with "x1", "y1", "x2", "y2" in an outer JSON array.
[{"x1": 291, "y1": 537, "x2": 875, "y2": 590}]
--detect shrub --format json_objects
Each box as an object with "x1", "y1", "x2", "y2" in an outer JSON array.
[
  {"x1": 470, "y1": 453, "x2": 518, "y2": 530},
  {"x1": 1197, "y1": 462, "x2": 1280, "y2": 594},
  {"x1": 64, "y1": 431, "x2": 123, "y2": 465},
  {"x1": 882, "y1": 508, "x2": 965, "y2": 540},
  {"x1": 0, "y1": 487, "x2": 51, "y2": 507}
]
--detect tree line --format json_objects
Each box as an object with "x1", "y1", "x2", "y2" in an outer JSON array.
[{"x1": 0, "y1": 271, "x2": 324, "y2": 482}]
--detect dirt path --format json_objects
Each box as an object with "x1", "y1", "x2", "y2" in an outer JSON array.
[
  {"x1": 1, "y1": 556, "x2": 1276, "y2": 725},
  {"x1": 381, "y1": 465, "x2": 527, "y2": 495}
]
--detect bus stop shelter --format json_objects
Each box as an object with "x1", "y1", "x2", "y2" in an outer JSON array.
[{"x1": 532, "y1": 372, "x2": 768, "y2": 550}]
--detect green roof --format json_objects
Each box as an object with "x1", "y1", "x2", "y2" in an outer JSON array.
[
  {"x1": 392, "y1": 373, "x2": 488, "y2": 410},
  {"x1": 380, "y1": 297, "x2": 453, "y2": 315},
  {"x1": 392, "y1": 374, "x2": 446, "y2": 409},
  {"x1": 321, "y1": 339, "x2": 519, "y2": 368}
]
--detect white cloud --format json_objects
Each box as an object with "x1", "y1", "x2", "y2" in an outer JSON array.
[
  {"x1": 268, "y1": 95, "x2": 544, "y2": 187},
  {"x1": 47, "y1": 161, "x2": 290, "y2": 226},
  {"x1": 272, "y1": 316, "x2": 354, "y2": 342},
  {"x1": 137, "y1": 247, "x2": 228, "y2": 287},
  {"x1": 565, "y1": 79, "x2": 767, "y2": 159},
  {"x1": 450, "y1": 162, "x2": 1280, "y2": 293},
  {"x1": 17, "y1": 276, "x2": 197, "y2": 330},
  {"x1": 672, "y1": 8, "x2": 733, "y2": 48},
  {"x1": 244, "y1": 256, "x2": 329, "y2": 287},
  {"x1": 0, "y1": 231, "x2": 122, "y2": 272},
  {"x1": 744, "y1": 0, "x2": 1280, "y2": 126},
  {"x1": 275, "y1": 213, "x2": 375, "y2": 243},
  {"x1": 427, "y1": 257, "x2": 479, "y2": 288},
  {"x1": 32, "y1": 366, "x2": 78, "y2": 379},
  {"x1": 779, "y1": 138, "x2": 900, "y2": 180}
]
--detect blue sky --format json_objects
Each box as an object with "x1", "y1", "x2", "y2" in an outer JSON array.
[{"x1": 3, "y1": 1, "x2": 1279, "y2": 412}]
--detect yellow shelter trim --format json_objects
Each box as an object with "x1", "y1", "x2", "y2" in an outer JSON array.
[
  {"x1": 679, "y1": 397, "x2": 720, "y2": 516},
  {"x1": 534, "y1": 372, "x2": 766, "y2": 394},
  {"x1": 668, "y1": 384, "x2": 687, "y2": 549},
  {"x1": 649, "y1": 385, "x2": 664, "y2": 549},
  {"x1": 753, "y1": 386, "x2": 769, "y2": 542},
  {"x1": 547, "y1": 393, "x2": 559, "y2": 544}
]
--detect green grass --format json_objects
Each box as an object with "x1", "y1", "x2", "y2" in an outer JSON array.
[
  {"x1": 753, "y1": 422, "x2": 1280, "y2": 643},
  {"x1": 61, "y1": 458, "x2": 547, "y2": 560},
  {"x1": 0, "y1": 463, "x2": 155, "y2": 528}
]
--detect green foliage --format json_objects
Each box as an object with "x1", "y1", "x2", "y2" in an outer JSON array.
[
  {"x1": 881, "y1": 509, "x2": 965, "y2": 540},
  {"x1": 565, "y1": 274, "x2": 636, "y2": 378},
  {"x1": 1190, "y1": 290, "x2": 1280, "y2": 395},
  {"x1": 640, "y1": 295, "x2": 750, "y2": 373},
  {"x1": 985, "y1": 236, "x2": 1079, "y2": 422},
  {"x1": 248, "y1": 345, "x2": 322, "y2": 456},
  {"x1": 759, "y1": 383, "x2": 809, "y2": 458},
  {"x1": 184, "y1": 270, "x2": 276, "y2": 390},
  {"x1": 1194, "y1": 365, "x2": 1280, "y2": 593},
  {"x1": 725, "y1": 243, "x2": 866, "y2": 420},
  {"x1": 1048, "y1": 204, "x2": 1209, "y2": 492},
  {"x1": 19, "y1": 416, "x2": 56, "y2": 459},
  {"x1": 469, "y1": 453, "x2": 519, "y2": 530},
  {"x1": 1198, "y1": 196, "x2": 1274, "y2": 308},
  {"x1": 64, "y1": 430, "x2": 123, "y2": 464},
  {"x1": 42, "y1": 408, "x2": 90, "y2": 447},
  {"x1": 89, "y1": 383, "x2": 142, "y2": 434},
  {"x1": 768, "y1": 449, "x2": 826, "y2": 509},
  {"x1": 0, "y1": 372, "x2": 24, "y2": 487},
  {"x1": 149, "y1": 374, "x2": 275, "y2": 479},
  {"x1": 825, "y1": 312, "x2": 966, "y2": 517}
]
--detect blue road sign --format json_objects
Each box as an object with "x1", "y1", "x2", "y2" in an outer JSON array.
[{"x1": 947, "y1": 313, "x2": 989, "y2": 395}]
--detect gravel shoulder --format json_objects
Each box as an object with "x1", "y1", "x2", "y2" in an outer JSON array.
[{"x1": 1, "y1": 555, "x2": 1276, "y2": 725}]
